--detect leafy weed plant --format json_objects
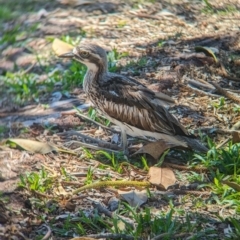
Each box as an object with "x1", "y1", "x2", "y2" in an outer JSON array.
[
  {"x1": 19, "y1": 167, "x2": 54, "y2": 193},
  {"x1": 87, "y1": 107, "x2": 111, "y2": 126},
  {"x1": 97, "y1": 150, "x2": 124, "y2": 173},
  {"x1": 193, "y1": 140, "x2": 240, "y2": 211},
  {"x1": 194, "y1": 140, "x2": 240, "y2": 176}
]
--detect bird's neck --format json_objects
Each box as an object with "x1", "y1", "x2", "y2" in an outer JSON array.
[{"x1": 83, "y1": 62, "x2": 107, "y2": 92}]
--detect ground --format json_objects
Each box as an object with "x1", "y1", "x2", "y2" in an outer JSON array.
[{"x1": 0, "y1": 0, "x2": 240, "y2": 239}]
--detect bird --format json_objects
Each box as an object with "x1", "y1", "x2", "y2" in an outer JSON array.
[{"x1": 59, "y1": 43, "x2": 208, "y2": 154}]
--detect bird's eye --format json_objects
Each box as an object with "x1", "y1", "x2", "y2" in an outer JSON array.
[{"x1": 80, "y1": 51, "x2": 89, "y2": 58}]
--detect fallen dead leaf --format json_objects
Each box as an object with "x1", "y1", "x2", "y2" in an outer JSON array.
[
  {"x1": 133, "y1": 140, "x2": 180, "y2": 159},
  {"x1": 195, "y1": 46, "x2": 219, "y2": 63},
  {"x1": 232, "y1": 131, "x2": 240, "y2": 144},
  {"x1": 118, "y1": 189, "x2": 148, "y2": 207},
  {"x1": 222, "y1": 180, "x2": 240, "y2": 192},
  {"x1": 52, "y1": 38, "x2": 74, "y2": 56},
  {"x1": 7, "y1": 139, "x2": 58, "y2": 154},
  {"x1": 148, "y1": 166, "x2": 176, "y2": 190}
]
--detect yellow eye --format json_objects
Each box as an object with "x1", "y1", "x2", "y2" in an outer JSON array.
[{"x1": 80, "y1": 51, "x2": 89, "y2": 58}]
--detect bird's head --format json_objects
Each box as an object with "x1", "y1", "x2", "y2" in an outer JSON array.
[{"x1": 59, "y1": 43, "x2": 108, "y2": 73}]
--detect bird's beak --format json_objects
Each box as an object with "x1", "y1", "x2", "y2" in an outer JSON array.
[{"x1": 59, "y1": 51, "x2": 75, "y2": 58}]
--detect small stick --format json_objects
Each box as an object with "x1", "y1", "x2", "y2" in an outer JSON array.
[
  {"x1": 67, "y1": 140, "x2": 120, "y2": 153},
  {"x1": 87, "y1": 233, "x2": 139, "y2": 240},
  {"x1": 186, "y1": 84, "x2": 221, "y2": 98},
  {"x1": 187, "y1": 79, "x2": 215, "y2": 90},
  {"x1": 21, "y1": 63, "x2": 36, "y2": 75},
  {"x1": 58, "y1": 131, "x2": 121, "y2": 150},
  {"x1": 216, "y1": 137, "x2": 231, "y2": 149},
  {"x1": 76, "y1": 111, "x2": 120, "y2": 133},
  {"x1": 224, "y1": 75, "x2": 240, "y2": 82},
  {"x1": 41, "y1": 225, "x2": 52, "y2": 240},
  {"x1": 193, "y1": 127, "x2": 238, "y2": 134},
  {"x1": 129, "y1": 11, "x2": 161, "y2": 20},
  {"x1": 210, "y1": 81, "x2": 240, "y2": 104}
]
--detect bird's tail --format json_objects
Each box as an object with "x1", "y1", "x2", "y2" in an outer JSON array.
[{"x1": 181, "y1": 136, "x2": 208, "y2": 152}]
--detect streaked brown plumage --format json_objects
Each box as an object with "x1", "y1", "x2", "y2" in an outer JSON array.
[{"x1": 59, "y1": 43, "x2": 207, "y2": 153}]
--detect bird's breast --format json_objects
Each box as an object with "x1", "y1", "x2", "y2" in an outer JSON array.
[{"x1": 88, "y1": 92, "x2": 155, "y2": 132}]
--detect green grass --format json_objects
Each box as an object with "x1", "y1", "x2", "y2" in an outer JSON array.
[
  {"x1": 18, "y1": 167, "x2": 54, "y2": 193},
  {"x1": 87, "y1": 107, "x2": 111, "y2": 126},
  {"x1": 15, "y1": 138, "x2": 240, "y2": 238},
  {"x1": 202, "y1": 0, "x2": 239, "y2": 15},
  {"x1": 0, "y1": 35, "x2": 131, "y2": 106},
  {"x1": 0, "y1": 6, "x2": 15, "y2": 22},
  {"x1": 191, "y1": 141, "x2": 240, "y2": 212},
  {"x1": 0, "y1": 59, "x2": 86, "y2": 105},
  {"x1": 107, "y1": 47, "x2": 129, "y2": 72},
  {"x1": 0, "y1": 24, "x2": 21, "y2": 44}
]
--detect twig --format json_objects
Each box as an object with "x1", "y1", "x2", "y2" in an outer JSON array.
[
  {"x1": 219, "y1": 62, "x2": 240, "y2": 82},
  {"x1": 223, "y1": 88, "x2": 240, "y2": 93},
  {"x1": 66, "y1": 140, "x2": 120, "y2": 153},
  {"x1": 163, "y1": 162, "x2": 208, "y2": 172},
  {"x1": 92, "y1": 201, "x2": 113, "y2": 217},
  {"x1": 61, "y1": 180, "x2": 85, "y2": 186},
  {"x1": 41, "y1": 224, "x2": 52, "y2": 240},
  {"x1": 186, "y1": 84, "x2": 221, "y2": 98},
  {"x1": 210, "y1": 81, "x2": 240, "y2": 104},
  {"x1": 216, "y1": 137, "x2": 231, "y2": 149},
  {"x1": 170, "y1": 189, "x2": 210, "y2": 196},
  {"x1": 21, "y1": 63, "x2": 36, "y2": 75},
  {"x1": 76, "y1": 111, "x2": 120, "y2": 133},
  {"x1": 73, "y1": 180, "x2": 150, "y2": 195},
  {"x1": 193, "y1": 127, "x2": 238, "y2": 134},
  {"x1": 224, "y1": 75, "x2": 240, "y2": 82},
  {"x1": 87, "y1": 233, "x2": 140, "y2": 240},
  {"x1": 32, "y1": 190, "x2": 53, "y2": 199},
  {"x1": 151, "y1": 232, "x2": 190, "y2": 240},
  {"x1": 129, "y1": 11, "x2": 161, "y2": 20},
  {"x1": 187, "y1": 79, "x2": 215, "y2": 91},
  {"x1": 58, "y1": 130, "x2": 121, "y2": 150}
]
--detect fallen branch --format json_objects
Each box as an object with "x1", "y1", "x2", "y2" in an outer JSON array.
[
  {"x1": 86, "y1": 233, "x2": 140, "y2": 240},
  {"x1": 219, "y1": 62, "x2": 240, "y2": 82},
  {"x1": 187, "y1": 79, "x2": 215, "y2": 91},
  {"x1": 66, "y1": 140, "x2": 120, "y2": 153},
  {"x1": 41, "y1": 224, "x2": 52, "y2": 240},
  {"x1": 210, "y1": 81, "x2": 240, "y2": 104},
  {"x1": 76, "y1": 111, "x2": 120, "y2": 133},
  {"x1": 58, "y1": 130, "x2": 121, "y2": 150},
  {"x1": 73, "y1": 180, "x2": 150, "y2": 195},
  {"x1": 185, "y1": 84, "x2": 220, "y2": 98}
]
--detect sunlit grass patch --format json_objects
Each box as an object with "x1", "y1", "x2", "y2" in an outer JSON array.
[{"x1": 190, "y1": 140, "x2": 240, "y2": 212}]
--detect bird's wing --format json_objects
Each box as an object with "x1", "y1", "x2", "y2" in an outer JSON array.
[
  {"x1": 96, "y1": 77, "x2": 189, "y2": 136},
  {"x1": 105, "y1": 73, "x2": 175, "y2": 106}
]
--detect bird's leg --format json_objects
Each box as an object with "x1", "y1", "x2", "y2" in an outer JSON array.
[{"x1": 120, "y1": 127, "x2": 129, "y2": 155}]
